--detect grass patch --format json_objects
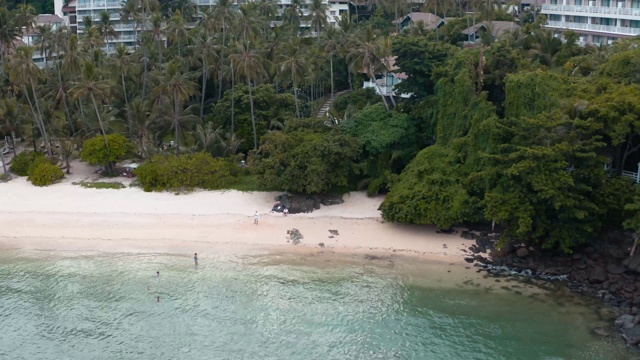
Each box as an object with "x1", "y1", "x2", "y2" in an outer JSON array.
[
  {"x1": 74, "y1": 181, "x2": 126, "y2": 189},
  {"x1": 227, "y1": 174, "x2": 274, "y2": 192}
]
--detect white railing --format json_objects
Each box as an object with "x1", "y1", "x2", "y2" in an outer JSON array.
[
  {"x1": 621, "y1": 170, "x2": 640, "y2": 182},
  {"x1": 542, "y1": 4, "x2": 640, "y2": 18},
  {"x1": 76, "y1": 0, "x2": 123, "y2": 9},
  {"x1": 546, "y1": 20, "x2": 640, "y2": 35}
]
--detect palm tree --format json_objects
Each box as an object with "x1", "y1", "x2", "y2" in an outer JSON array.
[
  {"x1": 70, "y1": 61, "x2": 113, "y2": 150},
  {"x1": 308, "y1": 0, "x2": 328, "y2": 38},
  {"x1": 320, "y1": 27, "x2": 340, "y2": 100},
  {"x1": 110, "y1": 45, "x2": 135, "y2": 138},
  {"x1": 213, "y1": 0, "x2": 237, "y2": 100},
  {"x1": 8, "y1": 46, "x2": 53, "y2": 156},
  {"x1": 283, "y1": 0, "x2": 305, "y2": 30},
  {"x1": 98, "y1": 11, "x2": 119, "y2": 46},
  {"x1": 349, "y1": 26, "x2": 390, "y2": 111},
  {"x1": 120, "y1": 0, "x2": 142, "y2": 44},
  {"x1": 0, "y1": 96, "x2": 25, "y2": 157},
  {"x1": 165, "y1": 10, "x2": 188, "y2": 57},
  {"x1": 34, "y1": 24, "x2": 54, "y2": 67},
  {"x1": 276, "y1": 37, "x2": 310, "y2": 118},
  {"x1": 230, "y1": 41, "x2": 267, "y2": 150},
  {"x1": 0, "y1": 8, "x2": 19, "y2": 68},
  {"x1": 14, "y1": 4, "x2": 36, "y2": 35},
  {"x1": 190, "y1": 28, "x2": 219, "y2": 122},
  {"x1": 152, "y1": 61, "x2": 198, "y2": 154}
]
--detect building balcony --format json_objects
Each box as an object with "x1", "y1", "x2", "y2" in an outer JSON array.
[
  {"x1": 542, "y1": 4, "x2": 640, "y2": 19},
  {"x1": 76, "y1": 0, "x2": 123, "y2": 9},
  {"x1": 546, "y1": 20, "x2": 640, "y2": 36}
]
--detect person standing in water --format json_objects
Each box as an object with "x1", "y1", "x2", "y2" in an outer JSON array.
[
  {"x1": 156, "y1": 271, "x2": 160, "y2": 277},
  {"x1": 194, "y1": 253, "x2": 198, "y2": 266},
  {"x1": 254, "y1": 211, "x2": 259, "y2": 225}
]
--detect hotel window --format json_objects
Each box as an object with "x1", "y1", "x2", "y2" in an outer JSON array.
[
  {"x1": 602, "y1": 0, "x2": 611, "y2": 6},
  {"x1": 633, "y1": 0, "x2": 640, "y2": 8},
  {"x1": 631, "y1": 20, "x2": 640, "y2": 28},
  {"x1": 575, "y1": 0, "x2": 583, "y2": 5},
  {"x1": 601, "y1": 17, "x2": 613, "y2": 25},
  {"x1": 330, "y1": 10, "x2": 336, "y2": 15},
  {"x1": 549, "y1": 14, "x2": 562, "y2": 21}
]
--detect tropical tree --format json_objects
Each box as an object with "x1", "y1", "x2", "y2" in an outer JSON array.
[
  {"x1": 276, "y1": 37, "x2": 310, "y2": 118},
  {"x1": 349, "y1": 26, "x2": 390, "y2": 111},
  {"x1": 308, "y1": 0, "x2": 328, "y2": 38},
  {"x1": 230, "y1": 41, "x2": 268, "y2": 150},
  {"x1": 152, "y1": 60, "x2": 198, "y2": 154},
  {"x1": 8, "y1": 46, "x2": 52, "y2": 156}
]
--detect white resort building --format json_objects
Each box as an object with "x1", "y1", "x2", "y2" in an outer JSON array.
[
  {"x1": 69, "y1": 0, "x2": 349, "y2": 51},
  {"x1": 542, "y1": 0, "x2": 640, "y2": 45}
]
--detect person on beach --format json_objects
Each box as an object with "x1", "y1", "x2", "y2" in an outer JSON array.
[
  {"x1": 284, "y1": 208, "x2": 289, "y2": 216},
  {"x1": 194, "y1": 253, "x2": 198, "y2": 266},
  {"x1": 254, "y1": 211, "x2": 259, "y2": 225}
]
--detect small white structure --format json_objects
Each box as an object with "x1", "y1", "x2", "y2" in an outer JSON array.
[{"x1": 362, "y1": 56, "x2": 412, "y2": 99}]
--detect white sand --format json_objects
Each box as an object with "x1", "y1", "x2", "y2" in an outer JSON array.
[{"x1": 0, "y1": 161, "x2": 474, "y2": 262}]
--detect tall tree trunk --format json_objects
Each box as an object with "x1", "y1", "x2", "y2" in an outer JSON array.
[
  {"x1": 57, "y1": 63, "x2": 75, "y2": 135},
  {"x1": 370, "y1": 68, "x2": 389, "y2": 112},
  {"x1": 248, "y1": 77, "x2": 257, "y2": 150},
  {"x1": 90, "y1": 93, "x2": 109, "y2": 148},
  {"x1": 200, "y1": 57, "x2": 207, "y2": 121},
  {"x1": 174, "y1": 92, "x2": 180, "y2": 155},
  {"x1": 231, "y1": 61, "x2": 235, "y2": 134},
  {"x1": 27, "y1": 82, "x2": 52, "y2": 156},
  {"x1": 347, "y1": 64, "x2": 353, "y2": 91},
  {"x1": 11, "y1": 131, "x2": 17, "y2": 157},
  {"x1": 329, "y1": 54, "x2": 334, "y2": 100},
  {"x1": 121, "y1": 73, "x2": 133, "y2": 139},
  {"x1": 217, "y1": 24, "x2": 226, "y2": 101},
  {"x1": 293, "y1": 74, "x2": 301, "y2": 118}
]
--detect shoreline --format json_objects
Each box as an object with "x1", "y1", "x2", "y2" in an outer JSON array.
[{"x1": 0, "y1": 171, "x2": 474, "y2": 264}]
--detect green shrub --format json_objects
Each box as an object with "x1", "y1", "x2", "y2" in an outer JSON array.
[
  {"x1": 136, "y1": 153, "x2": 235, "y2": 192},
  {"x1": 27, "y1": 162, "x2": 64, "y2": 186},
  {"x1": 10, "y1": 151, "x2": 45, "y2": 176}
]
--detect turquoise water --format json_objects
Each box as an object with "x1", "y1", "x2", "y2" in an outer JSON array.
[{"x1": 0, "y1": 250, "x2": 635, "y2": 360}]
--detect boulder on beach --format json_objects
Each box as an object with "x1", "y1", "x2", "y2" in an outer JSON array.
[
  {"x1": 591, "y1": 327, "x2": 612, "y2": 337},
  {"x1": 516, "y1": 247, "x2": 529, "y2": 258},
  {"x1": 588, "y1": 266, "x2": 608, "y2": 284},
  {"x1": 614, "y1": 314, "x2": 637, "y2": 329},
  {"x1": 287, "y1": 228, "x2": 303, "y2": 245},
  {"x1": 624, "y1": 254, "x2": 640, "y2": 274}
]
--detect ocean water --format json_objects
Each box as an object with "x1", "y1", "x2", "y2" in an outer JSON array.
[{"x1": 0, "y1": 250, "x2": 635, "y2": 360}]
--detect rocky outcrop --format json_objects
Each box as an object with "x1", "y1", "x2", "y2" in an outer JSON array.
[
  {"x1": 287, "y1": 228, "x2": 303, "y2": 245},
  {"x1": 625, "y1": 254, "x2": 640, "y2": 274},
  {"x1": 274, "y1": 194, "x2": 344, "y2": 214}
]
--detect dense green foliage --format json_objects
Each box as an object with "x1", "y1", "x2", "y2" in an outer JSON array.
[
  {"x1": 251, "y1": 118, "x2": 361, "y2": 194},
  {"x1": 27, "y1": 161, "x2": 64, "y2": 186},
  {"x1": 81, "y1": 134, "x2": 134, "y2": 167},
  {"x1": 1, "y1": 0, "x2": 640, "y2": 251},
  {"x1": 9, "y1": 151, "x2": 45, "y2": 176},
  {"x1": 136, "y1": 153, "x2": 234, "y2": 192}
]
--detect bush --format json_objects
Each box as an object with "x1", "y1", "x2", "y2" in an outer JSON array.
[
  {"x1": 136, "y1": 153, "x2": 235, "y2": 192},
  {"x1": 27, "y1": 162, "x2": 64, "y2": 186},
  {"x1": 10, "y1": 151, "x2": 45, "y2": 176}
]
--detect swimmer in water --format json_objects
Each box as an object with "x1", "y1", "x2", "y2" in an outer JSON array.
[
  {"x1": 157, "y1": 296, "x2": 160, "y2": 302},
  {"x1": 156, "y1": 271, "x2": 160, "y2": 277}
]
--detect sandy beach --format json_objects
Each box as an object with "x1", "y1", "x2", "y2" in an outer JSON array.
[{"x1": 0, "y1": 161, "x2": 474, "y2": 262}]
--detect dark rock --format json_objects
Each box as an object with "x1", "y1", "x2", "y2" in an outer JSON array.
[
  {"x1": 609, "y1": 283, "x2": 621, "y2": 293},
  {"x1": 622, "y1": 325, "x2": 640, "y2": 346},
  {"x1": 477, "y1": 246, "x2": 487, "y2": 253},
  {"x1": 584, "y1": 247, "x2": 595, "y2": 254},
  {"x1": 607, "y1": 264, "x2": 626, "y2": 275},
  {"x1": 589, "y1": 266, "x2": 608, "y2": 284},
  {"x1": 492, "y1": 242, "x2": 515, "y2": 258},
  {"x1": 614, "y1": 314, "x2": 638, "y2": 329},
  {"x1": 575, "y1": 262, "x2": 587, "y2": 270},
  {"x1": 471, "y1": 246, "x2": 481, "y2": 254},
  {"x1": 328, "y1": 235, "x2": 334, "y2": 239},
  {"x1": 623, "y1": 283, "x2": 637, "y2": 294},
  {"x1": 461, "y1": 231, "x2": 475, "y2": 240},
  {"x1": 624, "y1": 254, "x2": 640, "y2": 274},
  {"x1": 464, "y1": 257, "x2": 474, "y2": 263},
  {"x1": 328, "y1": 230, "x2": 339, "y2": 236},
  {"x1": 287, "y1": 228, "x2": 303, "y2": 245},
  {"x1": 608, "y1": 248, "x2": 627, "y2": 260},
  {"x1": 516, "y1": 247, "x2": 529, "y2": 258},
  {"x1": 278, "y1": 194, "x2": 318, "y2": 214},
  {"x1": 318, "y1": 243, "x2": 325, "y2": 248},
  {"x1": 591, "y1": 327, "x2": 612, "y2": 337},
  {"x1": 319, "y1": 194, "x2": 344, "y2": 206},
  {"x1": 571, "y1": 253, "x2": 582, "y2": 260},
  {"x1": 632, "y1": 307, "x2": 639, "y2": 316}
]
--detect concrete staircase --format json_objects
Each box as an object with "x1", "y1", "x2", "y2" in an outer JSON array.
[{"x1": 316, "y1": 90, "x2": 351, "y2": 118}]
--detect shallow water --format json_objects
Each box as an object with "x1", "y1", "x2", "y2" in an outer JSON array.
[{"x1": 0, "y1": 250, "x2": 635, "y2": 360}]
